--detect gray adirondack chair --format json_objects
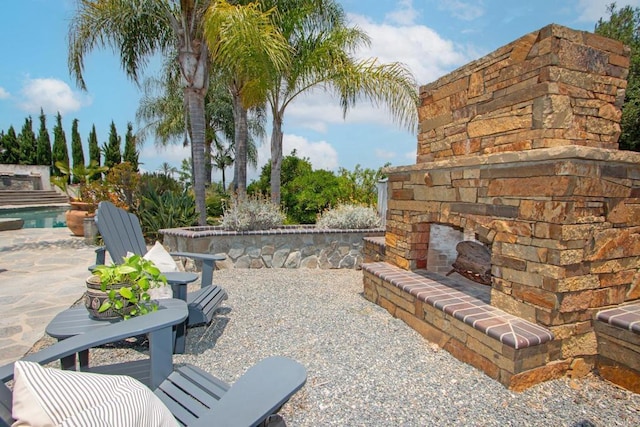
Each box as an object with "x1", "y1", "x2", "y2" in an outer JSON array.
[
  {"x1": 94, "y1": 201, "x2": 227, "y2": 326},
  {"x1": 0, "y1": 308, "x2": 307, "y2": 427}
]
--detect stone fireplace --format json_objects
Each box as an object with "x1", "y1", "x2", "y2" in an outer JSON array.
[{"x1": 362, "y1": 24, "x2": 640, "y2": 390}]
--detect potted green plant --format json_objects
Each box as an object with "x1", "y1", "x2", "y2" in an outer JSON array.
[
  {"x1": 85, "y1": 255, "x2": 169, "y2": 320},
  {"x1": 51, "y1": 160, "x2": 109, "y2": 236}
]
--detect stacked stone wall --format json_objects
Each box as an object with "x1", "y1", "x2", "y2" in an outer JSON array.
[{"x1": 417, "y1": 24, "x2": 629, "y2": 162}]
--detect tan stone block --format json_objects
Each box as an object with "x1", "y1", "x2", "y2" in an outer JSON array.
[
  {"x1": 466, "y1": 335, "x2": 515, "y2": 372},
  {"x1": 491, "y1": 177, "x2": 572, "y2": 198},
  {"x1": 548, "y1": 249, "x2": 585, "y2": 266},
  {"x1": 377, "y1": 296, "x2": 397, "y2": 316},
  {"x1": 512, "y1": 284, "x2": 558, "y2": 310},
  {"x1": 413, "y1": 186, "x2": 459, "y2": 202},
  {"x1": 591, "y1": 256, "x2": 640, "y2": 274},
  {"x1": 562, "y1": 332, "x2": 598, "y2": 358},
  {"x1": 597, "y1": 332, "x2": 640, "y2": 369},
  {"x1": 607, "y1": 200, "x2": 640, "y2": 225},
  {"x1": 627, "y1": 270, "x2": 640, "y2": 299},
  {"x1": 433, "y1": 76, "x2": 469, "y2": 101},
  {"x1": 599, "y1": 270, "x2": 636, "y2": 287},
  {"x1": 501, "y1": 242, "x2": 547, "y2": 262},
  {"x1": 568, "y1": 358, "x2": 593, "y2": 378},
  {"x1": 597, "y1": 360, "x2": 640, "y2": 394},
  {"x1": 444, "y1": 337, "x2": 501, "y2": 380},
  {"x1": 508, "y1": 360, "x2": 571, "y2": 392},
  {"x1": 574, "y1": 177, "x2": 630, "y2": 198},
  {"x1": 491, "y1": 290, "x2": 537, "y2": 322},
  {"x1": 420, "y1": 96, "x2": 451, "y2": 119},
  {"x1": 585, "y1": 227, "x2": 640, "y2": 261},
  {"x1": 468, "y1": 71, "x2": 484, "y2": 98},
  {"x1": 420, "y1": 113, "x2": 453, "y2": 132},
  {"x1": 452, "y1": 138, "x2": 481, "y2": 155},
  {"x1": 500, "y1": 267, "x2": 545, "y2": 288},
  {"x1": 468, "y1": 114, "x2": 532, "y2": 138},
  {"x1": 556, "y1": 275, "x2": 601, "y2": 292},
  {"x1": 396, "y1": 308, "x2": 450, "y2": 348},
  {"x1": 527, "y1": 262, "x2": 565, "y2": 280},
  {"x1": 559, "y1": 290, "x2": 593, "y2": 312}
]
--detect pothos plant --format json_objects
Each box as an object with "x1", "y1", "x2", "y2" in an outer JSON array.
[{"x1": 93, "y1": 254, "x2": 168, "y2": 319}]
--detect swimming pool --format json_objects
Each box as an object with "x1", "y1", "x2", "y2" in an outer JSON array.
[{"x1": 0, "y1": 206, "x2": 67, "y2": 228}]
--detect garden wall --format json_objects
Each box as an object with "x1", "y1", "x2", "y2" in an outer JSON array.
[{"x1": 161, "y1": 226, "x2": 384, "y2": 269}]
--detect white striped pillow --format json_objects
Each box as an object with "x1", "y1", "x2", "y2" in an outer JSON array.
[{"x1": 12, "y1": 360, "x2": 177, "y2": 427}]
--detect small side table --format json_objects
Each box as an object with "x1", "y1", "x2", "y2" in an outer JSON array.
[{"x1": 46, "y1": 298, "x2": 188, "y2": 370}]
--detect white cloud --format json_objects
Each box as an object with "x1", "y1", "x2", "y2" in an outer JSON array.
[
  {"x1": 348, "y1": 14, "x2": 472, "y2": 86},
  {"x1": 283, "y1": 134, "x2": 339, "y2": 170},
  {"x1": 284, "y1": 14, "x2": 473, "y2": 133},
  {"x1": 18, "y1": 77, "x2": 90, "y2": 115},
  {"x1": 375, "y1": 148, "x2": 396, "y2": 160},
  {"x1": 385, "y1": 0, "x2": 419, "y2": 26},
  {"x1": 436, "y1": 0, "x2": 485, "y2": 21},
  {"x1": 405, "y1": 149, "x2": 417, "y2": 161},
  {"x1": 0, "y1": 87, "x2": 9, "y2": 99},
  {"x1": 576, "y1": 0, "x2": 640, "y2": 22}
]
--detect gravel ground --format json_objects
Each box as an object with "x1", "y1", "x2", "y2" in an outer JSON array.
[{"x1": 33, "y1": 268, "x2": 640, "y2": 426}]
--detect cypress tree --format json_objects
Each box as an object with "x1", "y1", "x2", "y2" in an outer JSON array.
[
  {"x1": 51, "y1": 112, "x2": 70, "y2": 179},
  {"x1": 122, "y1": 122, "x2": 139, "y2": 171},
  {"x1": 103, "y1": 121, "x2": 121, "y2": 168},
  {"x1": 18, "y1": 116, "x2": 37, "y2": 165},
  {"x1": 1, "y1": 126, "x2": 20, "y2": 164},
  {"x1": 88, "y1": 124, "x2": 101, "y2": 180},
  {"x1": 36, "y1": 109, "x2": 52, "y2": 167},
  {"x1": 71, "y1": 118, "x2": 85, "y2": 183},
  {"x1": 0, "y1": 130, "x2": 6, "y2": 163}
]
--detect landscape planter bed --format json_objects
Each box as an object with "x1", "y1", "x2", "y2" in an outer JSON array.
[{"x1": 161, "y1": 225, "x2": 384, "y2": 270}]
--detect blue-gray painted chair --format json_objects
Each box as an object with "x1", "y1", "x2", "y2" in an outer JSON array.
[
  {"x1": 0, "y1": 309, "x2": 306, "y2": 427},
  {"x1": 94, "y1": 201, "x2": 227, "y2": 326}
]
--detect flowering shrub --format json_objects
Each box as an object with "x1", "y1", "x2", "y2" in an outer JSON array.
[
  {"x1": 316, "y1": 204, "x2": 381, "y2": 229},
  {"x1": 220, "y1": 194, "x2": 285, "y2": 231}
]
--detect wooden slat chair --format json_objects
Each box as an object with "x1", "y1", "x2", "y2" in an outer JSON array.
[
  {"x1": 0, "y1": 309, "x2": 306, "y2": 427},
  {"x1": 94, "y1": 201, "x2": 227, "y2": 326}
]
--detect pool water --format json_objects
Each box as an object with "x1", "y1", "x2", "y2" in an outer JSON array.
[{"x1": 0, "y1": 206, "x2": 67, "y2": 228}]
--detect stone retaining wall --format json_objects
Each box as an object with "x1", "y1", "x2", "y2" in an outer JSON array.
[{"x1": 161, "y1": 226, "x2": 384, "y2": 269}]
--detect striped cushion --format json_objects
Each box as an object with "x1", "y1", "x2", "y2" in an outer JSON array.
[{"x1": 12, "y1": 361, "x2": 177, "y2": 427}]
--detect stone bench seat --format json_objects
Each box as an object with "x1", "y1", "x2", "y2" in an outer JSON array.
[
  {"x1": 594, "y1": 303, "x2": 640, "y2": 393},
  {"x1": 596, "y1": 303, "x2": 640, "y2": 334},
  {"x1": 363, "y1": 262, "x2": 553, "y2": 350}
]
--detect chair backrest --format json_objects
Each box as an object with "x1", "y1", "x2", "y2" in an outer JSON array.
[{"x1": 95, "y1": 201, "x2": 148, "y2": 263}]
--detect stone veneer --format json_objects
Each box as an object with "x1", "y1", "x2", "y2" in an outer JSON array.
[
  {"x1": 367, "y1": 24, "x2": 640, "y2": 390},
  {"x1": 161, "y1": 225, "x2": 384, "y2": 269}
]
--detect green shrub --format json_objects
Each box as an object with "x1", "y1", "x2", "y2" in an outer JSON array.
[
  {"x1": 138, "y1": 189, "x2": 198, "y2": 241},
  {"x1": 316, "y1": 204, "x2": 381, "y2": 229},
  {"x1": 206, "y1": 184, "x2": 230, "y2": 219},
  {"x1": 220, "y1": 193, "x2": 285, "y2": 231}
]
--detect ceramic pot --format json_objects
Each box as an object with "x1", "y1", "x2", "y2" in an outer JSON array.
[
  {"x1": 65, "y1": 201, "x2": 96, "y2": 236},
  {"x1": 84, "y1": 275, "x2": 133, "y2": 320}
]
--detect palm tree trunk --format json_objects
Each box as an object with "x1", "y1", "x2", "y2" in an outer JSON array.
[
  {"x1": 270, "y1": 113, "x2": 284, "y2": 205},
  {"x1": 185, "y1": 88, "x2": 207, "y2": 225},
  {"x1": 231, "y1": 88, "x2": 248, "y2": 196}
]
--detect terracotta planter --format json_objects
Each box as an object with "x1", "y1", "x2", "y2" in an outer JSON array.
[
  {"x1": 66, "y1": 201, "x2": 96, "y2": 237},
  {"x1": 84, "y1": 275, "x2": 133, "y2": 320}
]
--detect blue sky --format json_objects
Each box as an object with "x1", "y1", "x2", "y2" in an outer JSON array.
[{"x1": 0, "y1": 0, "x2": 636, "y2": 182}]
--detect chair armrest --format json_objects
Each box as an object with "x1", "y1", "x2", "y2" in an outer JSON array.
[
  {"x1": 169, "y1": 252, "x2": 225, "y2": 262},
  {"x1": 170, "y1": 252, "x2": 225, "y2": 288},
  {"x1": 0, "y1": 309, "x2": 187, "y2": 384},
  {"x1": 190, "y1": 356, "x2": 306, "y2": 427},
  {"x1": 95, "y1": 246, "x2": 106, "y2": 266}
]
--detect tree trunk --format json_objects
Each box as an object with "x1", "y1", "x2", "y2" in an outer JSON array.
[
  {"x1": 185, "y1": 88, "x2": 207, "y2": 225},
  {"x1": 270, "y1": 113, "x2": 284, "y2": 205},
  {"x1": 231, "y1": 88, "x2": 248, "y2": 196}
]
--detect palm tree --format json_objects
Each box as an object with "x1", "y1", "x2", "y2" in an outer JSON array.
[
  {"x1": 158, "y1": 162, "x2": 178, "y2": 178},
  {"x1": 137, "y1": 61, "x2": 263, "y2": 186},
  {"x1": 68, "y1": 0, "x2": 282, "y2": 224},
  {"x1": 260, "y1": 0, "x2": 419, "y2": 204},
  {"x1": 203, "y1": 0, "x2": 289, "y2": 195}
]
